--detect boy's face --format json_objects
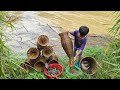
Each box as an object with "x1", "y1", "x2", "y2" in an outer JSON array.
[{"x1": 78, "y1": 32, "x2": 86, "y2": 39}]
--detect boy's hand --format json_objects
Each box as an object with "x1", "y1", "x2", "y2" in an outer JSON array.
[
  {"x1": 74, "y1": 56, "x2": 77, "y2": 61},
  {"x1": 68, "y1": 60, "x2": 75, "y2": 67}
]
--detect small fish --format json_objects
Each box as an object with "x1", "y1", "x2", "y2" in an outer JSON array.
[
  {"x1": 46, "y1": 67, "x2": 60, "y2": 76},
  {"x1": 81, "y1": 63, "x2": 89, "y2": 70}
]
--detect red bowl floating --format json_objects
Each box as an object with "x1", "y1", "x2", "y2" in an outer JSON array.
[{"x1": 44, "y1": 63, "x2": 63, "y2": 79}]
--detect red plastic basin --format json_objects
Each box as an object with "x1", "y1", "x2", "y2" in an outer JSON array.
[{"x1": 44, "y1": 63, "x2": 63, "y2": 79}]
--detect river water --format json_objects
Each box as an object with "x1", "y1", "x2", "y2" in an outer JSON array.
[{"x1": 38, "y1": 11, "x2": 115, "y2": 35}]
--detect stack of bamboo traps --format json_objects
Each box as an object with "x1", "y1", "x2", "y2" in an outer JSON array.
[{"x1": 20, "y1": 35, "x2": 59, "y2": 73}]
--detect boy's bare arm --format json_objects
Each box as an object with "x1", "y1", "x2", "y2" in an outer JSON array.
[{"x1": 74, "y1": 50, "x2": 83, "y2": 61}]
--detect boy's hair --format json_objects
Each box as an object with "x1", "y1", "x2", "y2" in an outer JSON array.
[{"x1": 79, "y1": 26, "x2": 89, "y2": 36}]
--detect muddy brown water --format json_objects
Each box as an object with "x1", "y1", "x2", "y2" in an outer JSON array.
[
  {"x1": 38, "y1": 11, "x2": 113, "y2": 48},
  {"x1": 38, "y1": 11, "x2": 115, "y2": 36}
]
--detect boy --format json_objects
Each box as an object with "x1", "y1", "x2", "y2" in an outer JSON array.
[{"x1": 69, "y1": 26, "x2": 89, "y2": 67}]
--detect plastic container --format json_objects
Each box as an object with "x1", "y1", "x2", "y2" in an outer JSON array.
[
  {"x1": 65, "y1": 65, "x2": 83, "y2": 79},
  {"x1": 44, "y1": 63, "x2": 63, "y2": 79}
]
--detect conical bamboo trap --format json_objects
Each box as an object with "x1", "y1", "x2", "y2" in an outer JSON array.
[
  {"x1": 37, "y1": 35, "x2": 49, "y2": 51},
  {"x1": 20, "y1": 35, "x2": 59, "y2": 73},
  {"x1": 47, "y1": 52, "x2": 59, "y2": 64},
  {"x1": 34, "y1": 56, "x2": 46, "y2": 72},
  {"x1": 42, "y1": 46, "x2": 54, "y2": 58},
  {"x1": 80, "y1": 57, "x2": 97, "y2": 75},
  {"x1": 59, "y1": 32, "x2": 74, "y2": 67},
  {"x1": 27, "y1": 47, "x2": 40, "y2": 59}
]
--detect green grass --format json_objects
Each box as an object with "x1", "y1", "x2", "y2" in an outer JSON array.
[{"x1": 2, "y1": 42, "x2": 119, "y2": 79}]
